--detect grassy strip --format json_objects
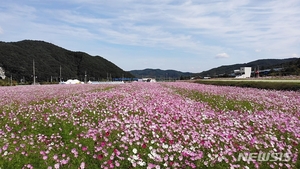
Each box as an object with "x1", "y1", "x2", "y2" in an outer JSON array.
[
  {"x1": 194, "y1": 80, "x2": 300, "y2": 91},
  {"x1": 174, "y1": 88, "x2": 263, "y2": 112}
]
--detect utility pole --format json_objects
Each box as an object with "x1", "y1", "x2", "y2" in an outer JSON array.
[
  {"x1": 85, "y1": 71, "x2": 87, "y2": 84},
  {"x1": 60, "y1": 65, "x2": 62, "y2": 83},
  {"x1": 33, "y1": 59, "x2": 36, "y2": 85}
]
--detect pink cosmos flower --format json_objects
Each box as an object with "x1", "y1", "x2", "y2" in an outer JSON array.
[
  {"x1": 101, "y1": 141, "x2": 106, "y2": 147},
  {"x1": 53, "y1": 154, "x2": 58, "y2": 160},
  {"x1": 54, "y1": 163, "x2": 60, "y2": 169},
  {"x1": 80, "y1": 162, "x2": 85, "y2": 169},
  {"x1": 115, "y1": 161, "x2": 120, "y2": 167},
  {"x1": 82, "y1": 146, "x2": 88, "y2": 151}
]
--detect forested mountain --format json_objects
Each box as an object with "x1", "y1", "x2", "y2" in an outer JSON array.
[
  {"x1": 198, "y1": 58, "x2": 298, "y2": 77},
  {"x1": 129, "y1": 69, "x2": 194, "y2": 80},
  {"x1": 274, "y1": 58, "x2": 300, "y2": 76},
  {"x1": 130, "y1": 58, "x2": 299, "y2": 79},
  {"x1": 1, "y1": 39, "x2": 298, "y2": 85},
  {"x1": 0, "y1": 40, "x2": 133, "y2": 83}
]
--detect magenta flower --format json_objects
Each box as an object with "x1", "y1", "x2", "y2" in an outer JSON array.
[
  {"x1": 105, "y1": 131, "x2": 110, "y2": 137},
  {"x1": 101, "y1": 141, "x2": 106, "y2": 147},
  {"x1": 97, "y1": 154, "x2": 104, "y2": 160},
  {"x1": 82, "y1": 146, "x2": 88, "y2": 151},
  {"x1": 142, "y1": 143, "x2": 147, "y2": 149}
]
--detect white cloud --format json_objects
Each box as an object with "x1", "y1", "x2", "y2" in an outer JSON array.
[
  {"x1": 215, "y1": 53, "x2": 229, "y2": 59},
  {"x1": 255, "y1": 49, "x2": 261, "y2": 52},
  {"x1": 0, "y1": 0, "x2": 299, "y2": 72},
  {"x1": 291, "y1": 53, "x2": 298, "y2": 58}
]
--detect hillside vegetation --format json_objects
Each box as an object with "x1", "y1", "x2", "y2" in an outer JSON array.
[
  {"x1": 0, "y1": 40, "x2": 133, "y2": 84},
  {"x1": 129, "y1": 68, "x2": 194, "y2": 80},
  {"x1": 130, "y1": 58, "x2": 300, "y2": 79},
  {"x1": 198, "y1": 58, "x2": 299, "y2": 77},
  {"x1": 272, "y1": 58, "x2": 300, "y2": 76}
]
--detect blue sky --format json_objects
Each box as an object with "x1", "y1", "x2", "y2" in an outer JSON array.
[{"x1": 0, "y1": 0, "x2": 299, "y2": 73}]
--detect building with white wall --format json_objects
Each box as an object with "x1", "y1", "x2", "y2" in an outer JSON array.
[{"x1": 235, "y1": 67, "x2": 252, "y2": 78}]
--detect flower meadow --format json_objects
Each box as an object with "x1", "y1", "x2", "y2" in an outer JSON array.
[{"x1": 0, "y1": 82, "x2": 299, "y2": 169}]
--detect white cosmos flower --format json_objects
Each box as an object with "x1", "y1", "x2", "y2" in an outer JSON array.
[
  {"x1": 190, "y1": 146, "x2": 195, "y2": 151},
  {"x1": 132, "y1": 148, "x2": 137, "y2": 154},
  {"x1": 138, "y1": 161, "x2": 146, "y2": 166},
  {"x1": 162, "y1": 144, "x2": 168, "y2": 149},
  {"x1": 133, "y1": 155, "x2": 139, "y2": 160}
]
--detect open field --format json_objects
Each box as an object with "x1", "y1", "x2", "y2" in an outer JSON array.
[
  {"x1": 0, "y1": 82, "x2": 299, "y2": 169},
  {"x1": 201, "y1": 79, "x2": 300, "y2": 83},
  {"x1": 194, "y1": 78, "x2": 300, "y2": 91}
]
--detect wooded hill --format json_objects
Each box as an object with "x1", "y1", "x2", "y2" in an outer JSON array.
[
  {"x1": 129, "y1": 68, "x2": 194, "y2": 80},
  {"x1": 130, "y1": 58, "x2": 300, "y2": 79},
  {"x1": 198, "y1": 58, "x2": 299, "y2": 77},
  {"x1": 273, "y1": 58, "x2": 300, "y2": 76},
  {"x1": 0, "y1": 40, "x2": 134, "y2": 84}
]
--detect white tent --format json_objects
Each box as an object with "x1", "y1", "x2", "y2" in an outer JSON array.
[{"x1": 61, "y1": 79, "x2": 82, "y2": 84}]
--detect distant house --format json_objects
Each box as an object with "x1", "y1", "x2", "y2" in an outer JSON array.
[{"x1": 235, "y1": 67, "x2": 251, "y2": 78}]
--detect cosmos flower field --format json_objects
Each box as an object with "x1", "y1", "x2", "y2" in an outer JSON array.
[{"x1": 0, "y1": 82, "x2": 299, "y2": 169}]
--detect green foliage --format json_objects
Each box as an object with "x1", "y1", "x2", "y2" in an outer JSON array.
[
  {"x1": 0, "y1": 78, "x2": 17, "y2": 86},
  {"x1": 280, "y1": 58, "x2": 300, "y2": 75},
  {"x1": 129, "y1": 68, "x2": 195, "y2": 80},
  {"x1": 174, "y1": 88, "x2": 263, "y2": 112},
  {"x1": 129, "y1": 58, "x2": 300, "y2": 79},
  {"x1": 198, "y1": 58, "x2": 298, "y2": 77},
  {"x1": 0, "y1": 40, "x2": 134, "y2": 84}
]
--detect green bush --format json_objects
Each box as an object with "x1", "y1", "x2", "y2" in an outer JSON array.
[{"x1": 0, "y1": 79, "x2": 17, "y2": 86}]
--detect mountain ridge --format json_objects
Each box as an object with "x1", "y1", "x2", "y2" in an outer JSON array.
[
  {"x1": 130, "y1": 58, "x2": 299, "y2": 79},
  {"x1": 198, "y1": 58, "x2": 298, "y2": 77},
  {"x1": 1, "y1": 40, "x2": 299, "y2": 84},
  {"x1": 0, "y1": 40, "x2": 134, "y2": 83},
  {"x1": 129, "y1": 68, "x2": 194, "y2": 80}
]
